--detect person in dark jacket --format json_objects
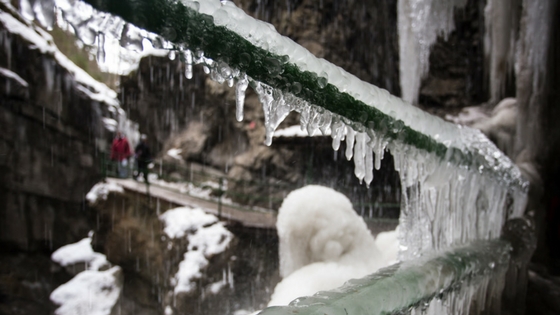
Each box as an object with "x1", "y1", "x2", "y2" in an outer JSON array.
[
  {"x1": 110, "y1": 131, "x2": 131, "y2": 178},
  {"x1": 133, "y1": 134, "x2": 152, "y2": 184}
]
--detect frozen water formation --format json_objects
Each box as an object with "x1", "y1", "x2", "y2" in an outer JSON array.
[
  {"x1": 270, "y1": 185, "x2": 398, "y2": 306},
  {"x1": 16, "y1": 0, "x2": 531, "y2": 313},
  {"x1": 398, "y1": 0, "x2": 468, "y2": 105}
]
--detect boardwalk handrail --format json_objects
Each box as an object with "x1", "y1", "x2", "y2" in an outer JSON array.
[{"x1": 261, "y1": 240, "x2": 512, "y2": 315}]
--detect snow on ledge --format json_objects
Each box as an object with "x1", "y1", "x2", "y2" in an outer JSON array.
[
  {"x1": 51, "y1": 236, "x2": 109, "y2": 271},
  {"x1": 0, "y1": 66, "x2": 28, "y2": 87},
  {"x1": 166, "y1": 148, "x2": 183, "y2": 160},
  {"x1": 86, "y1": 182, "x2": 124, "y2": 204},
  {"x1": 159, "y1": 207, "x2": 218, "y2": 239},
  {"x1": 160, "y1": 207, "x2": 233, "y2": 295},
  {"x1": 50, "y1": 266, "x2": 122, "y2": 315}
]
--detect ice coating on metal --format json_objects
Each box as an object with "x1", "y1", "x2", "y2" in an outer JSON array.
[{"x1": 259, "y1": 240, "x2": 511, "y2": 315}]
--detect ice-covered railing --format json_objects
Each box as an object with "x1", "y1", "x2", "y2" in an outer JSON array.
[
  {"x1": 263, "y1": 240, "x2": 512, "y2": 315},
  {"x1": 16, "y1": 0, "x2": 530, "y2": 313}
]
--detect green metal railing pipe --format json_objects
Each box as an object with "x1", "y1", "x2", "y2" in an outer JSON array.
[{"x1": 259, "y1": 240, "x2": 511, "y2": 315}]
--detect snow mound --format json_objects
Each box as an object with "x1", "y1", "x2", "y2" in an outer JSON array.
[
  {"x1": 159, "y1": 207, "x2": 218, "y2": 239},
  {"x1": 269, "y1": 185, "x2": 399, "y2": 306},
  {"x1": 50, "y1": 266, "x2": 123, "y2": 315},
  {"x1": 51, "y1": 236, "x2": 109, "y2": 271},
  {"x1": 86, "y1": 182, "x2": 124, "y2": 204}
]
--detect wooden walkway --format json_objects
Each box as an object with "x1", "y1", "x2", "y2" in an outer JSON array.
[
  {"x1": 107, "y1": 177, "x2": 277, "y2": 229},
  {"x1": 106, "y1": 178, "x2": 398, "y2": 234}
]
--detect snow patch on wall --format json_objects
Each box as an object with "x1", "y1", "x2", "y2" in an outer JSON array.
[
  {"x1": 160, "y1": 207, "x2": 218, "y2": 239},
  {"x1": 51, "y1": 236, "x2": 109, "y2": 271},
  {"x1": 159, "y1": 207, "x2": 233, "y2": 295},
  {"x1": 50, "y1": 235, "x2": 122, "y2": 315},
  {"x1": 50, "y1": 266, "x2": 122, "y2": 315}
]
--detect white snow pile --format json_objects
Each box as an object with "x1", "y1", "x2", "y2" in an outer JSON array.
[
  {"x1": 160, "y1": 207, "x2": 218, "y2": 239},
  {"x1": 50, "y1": 235, "x2": 122, "y2": 315},
  {"x1": 269, "y1": 185, "x2": 399, "y2": 306},
  {"x1": 159, "y1": 207, "x2": 234, "y2": 295},
  {"x1": 51, "y1": 235, "x2": 109, "y2": 271},
  {"x1": 167, "y1": 148, "x2": 183, "y2": 160},
  {"x1": 86, "y1": 181, "x2": 124, "y2": 204},
  {"x1": 50, "y1": 266, "x2": 123, "y2": 315}
]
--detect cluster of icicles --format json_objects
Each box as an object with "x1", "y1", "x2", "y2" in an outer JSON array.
[{"x1": 17, "y1": 0, "x2": 528, "y2": 259}]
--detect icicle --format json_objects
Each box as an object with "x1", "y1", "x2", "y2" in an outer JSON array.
[
  {"x1": 345, "y1": 126, "x2": 356, "y2": 160},
  {"x1": 353, "y1": 132, "x2": 367, "y2": 183},
  {"x1": 398, "y1": 0, "x2": 468, "y2": 104},
  {"x1": 330, "y1": 117, "x2": 345, "y2": 151},
  {"x1": 184, "y1": 49, "x2": 193, "y2": 79},
  {"x1": 257, "y1": 86, "x2": 291, "y2": 146},
  {"x1": 305, "y1": 107, "x2": 320, "y2": 136},
  {"x1": 364, "y1": 144, "x2": 374, "y2": 186},
  {"x1": 299, "y1": 106, "x2": 310, "y2": 133},
  {"x1": 235, "y1": 73, "x2": 248, "y2": 122},
  {"x1": 374, "y1": 137, "x2": 386, "y2": 170},
  {"x1": 255, "y1": 83, "x2": 274, "y2": 145},
  {"x1": 318, "y1": 111, "x2": 332, "y2": 135}
]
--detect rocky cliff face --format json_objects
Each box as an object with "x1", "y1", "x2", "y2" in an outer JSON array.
[
  {"x1": 0, "y1": 8, "x2": 126, "y2": 314},
  {"x1": 0, "y1": 12, "x2": 108, "y2": 252}
]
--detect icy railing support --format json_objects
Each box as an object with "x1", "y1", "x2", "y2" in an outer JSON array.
[{"x1": 261, "y1": 240, "x2": 511, "y2": 315}]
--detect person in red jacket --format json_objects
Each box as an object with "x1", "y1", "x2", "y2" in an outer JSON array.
[{"x1": 110, "y1": 131, "x2": 132, "y2": 178}]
